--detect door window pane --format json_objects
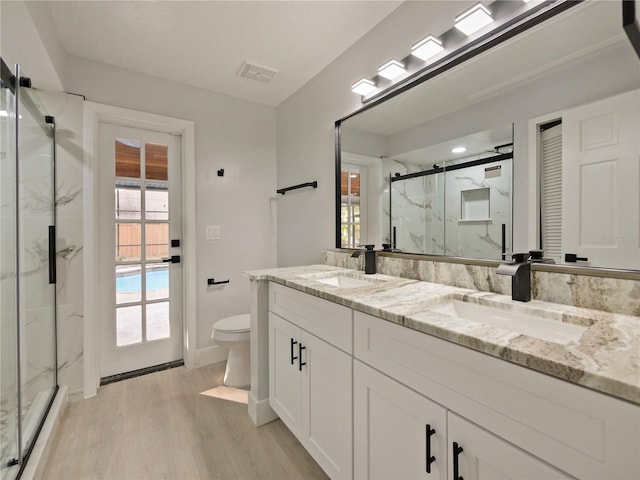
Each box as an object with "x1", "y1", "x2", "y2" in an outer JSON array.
[
  {"x1": 115, "y1": 138, "x2": 141, "y2": 178},
  {"x1": 147, "y1": 302, "x2": 170, "y2": 341},
  {"x1": 115, "y1": 223, "x2": 141, "y2": 261},
  {"x1": 145, "y1": 223, "x2": 168, "y2": 260},
  {"x1": 116, "y1": 305, "x2": 142, "y2": 346},
  {"x1": 146, "y1": 264, "x2": 169, "y2": 301},
  {"x1": 145, "y1": 143, "x2": 168, "y2": 181},
  {"x1": 115, "y1": 181, "x2": 141, "y2": 220},
  {"x1": 146, "y1": 184, "x2": 168, "y2": 220},
  {"x1": 116, "y1": 264, "x2": 142, "y2": 304}
]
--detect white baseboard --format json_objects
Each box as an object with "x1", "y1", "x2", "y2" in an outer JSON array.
[
  {"x1": 195, "y1": 345, "x2": 228, "y2": 367},
  {"x1": 21, "y1": 385, "x2": 68, "y2": 480},
  {"x1": 248, "y1": 392, "x2": 278, "y2": 427}
]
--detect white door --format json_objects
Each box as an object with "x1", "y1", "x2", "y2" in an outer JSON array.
[
  {"x1": 98, "y1": 123, "x2": 183, "y2": 378},
  {"x1": 353, "y1": 360, "x2": 447, "y2": 480},
  {"x1": 300, "y1": 330, "x2": 352, "y2": 480},
  {"x1": 448, "y1": 413, "x2": 572, "y2": 480},
  {"x1": 562, "y1": 89, "x2": 640, "y2": 269},
  {"x1": 268, "y1": 312, "x2": 301, "y2": 432}
]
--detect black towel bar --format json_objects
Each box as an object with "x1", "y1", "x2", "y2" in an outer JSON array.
[{"x1": 277, "y1": 181, "x2": 318, "y2": 195}]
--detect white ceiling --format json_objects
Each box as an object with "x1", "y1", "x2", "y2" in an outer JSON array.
[{"x1": 45, "y1": 0, "x2": 403, "y2": 106}]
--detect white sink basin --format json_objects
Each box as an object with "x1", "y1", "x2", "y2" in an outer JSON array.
[
  {"x1": 427, "y1": 300, "x2": 586, "y2": 345},
  {"x1": 312, "y1": 274, "x2": 377, "y2": 288}
]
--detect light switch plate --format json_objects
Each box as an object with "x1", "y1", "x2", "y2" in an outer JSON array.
[{"x1": 206, "y1": 225, "x2": 221, "y2": 240}]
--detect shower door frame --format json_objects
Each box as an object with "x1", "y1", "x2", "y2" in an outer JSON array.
[{"x1": 1, "y1": 58, "x2": 59, "y2": 480}]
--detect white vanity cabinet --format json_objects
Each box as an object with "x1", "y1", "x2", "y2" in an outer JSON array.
[
  {"x1": 353, "y1": 311, "x2": 640, "y2": 480},
  {"x1": 268, "y1": 284, "x2": 353, "y2": 479},
  {"x1": 354, "y1": 360, "x2": 447, "y2": 480}
]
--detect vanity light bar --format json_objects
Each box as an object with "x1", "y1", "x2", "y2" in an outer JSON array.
[
  {"x1": 411, "y1": 35, "x2": 444, "y2": 61},
  {"x1": 351, "y1": 78, "x2": 377, "y2": 96},
  {"x1": 378, "y1": 59, "x2": 406, "y2": 80},
  {"x1": 454, "y1": 2, "x2": 493, "y2": 36}
]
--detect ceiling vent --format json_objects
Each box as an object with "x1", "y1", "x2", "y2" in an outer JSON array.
[{"x1": 237, "y1": 61, "x2": 278, "y2": 84}]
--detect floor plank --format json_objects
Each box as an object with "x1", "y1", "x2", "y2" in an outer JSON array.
[{"x1": 42, "y1": 363, "x2": 329, "y2": 479}]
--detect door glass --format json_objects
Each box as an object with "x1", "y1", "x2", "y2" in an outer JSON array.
[
  {"x1": 115, "y1": 223, "x2": 141, "y2": 262},
  {"x1": 116, "y1": 264, "x2": 142, "y2": 304},
  {"x1": 145, "y1": 223, "x2": 168, "y2": 260},
  {"x1": 146, "y1": 264, "x2": 168, "y2": 301},
  {"x1": 146, "y1": 302, "x2": 170, "y2": 341},
  {"x1": 145, "y1": 183, "x2": 168, "y2": 220},
  {"x1": 145, "y1": 142, "x2": 168, "y2": 181},
  {"x1": 115, "y1": 181, "x2": 141, "y2": 220},
  {"x1": 115, "y1": 138, "x2": 141, "y2": 178},
  {"x1": 113, "y1": 140, "x2": 172, "y2": 348},
  {"x1": 116, "y1": 305, "x2": 142, "y2": 346}
]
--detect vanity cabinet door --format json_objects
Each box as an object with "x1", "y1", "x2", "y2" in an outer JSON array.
[
  {"x1": 447, "y1": 413, "x2": 572, "y2": 480},
  {"x1": 268, "y1": 313, "x2": 302, "y2": 435},
  {"x1": 300, "y1": 330, "x2": 353, "y2": 479},
  {"x1": 354, "y1": 360, "x2": 447, "y2": 480}
]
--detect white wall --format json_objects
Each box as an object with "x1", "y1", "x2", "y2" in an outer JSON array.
[
  {"x1": 0, "y1": 1, "x2": 65, "y2": 91},
  {"x1": 64, "y1": 55, "x2": 277, "y2": 350}
]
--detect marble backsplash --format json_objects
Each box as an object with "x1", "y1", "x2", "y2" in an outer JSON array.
[{"x1": 322, "y1": 250, "x2": 640, "y2": 317}]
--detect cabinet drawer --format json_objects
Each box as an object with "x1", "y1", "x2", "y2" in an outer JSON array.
[
  {"x1": 354, "y1": 311, "x2": 640, "y2": 480},
  {"x1": 269, "y1": 283, "x2": 352, "y2": 353}
]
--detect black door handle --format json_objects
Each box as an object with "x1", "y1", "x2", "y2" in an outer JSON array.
[
  {"x1": 298, "y1": 343, "x2": 306, "y2": 371},
  {"x1": 162, "y1": 255, "x2": 180, "y2": 263},
  {"x1": 453, "y1": 442, "x2": 464, "y2": 480},
  {"x1": 565, "y1": 253, "x2": 588, "y2": 263},
  {"x1": 290, "y1": 338, "x2": 298, "y2": 365},
  {"x1": 426, "y1": 424, "x2": 436, "y2": 473}
]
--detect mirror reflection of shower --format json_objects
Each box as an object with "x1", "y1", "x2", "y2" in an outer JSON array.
[{"x1": 388, "y1": 125, "x2": 513, "y2": 260}]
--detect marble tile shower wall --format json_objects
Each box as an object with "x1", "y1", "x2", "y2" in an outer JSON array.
[
  {"x1": 386, "y1": 157, "x2": 511, "y2": 260},
  {"x1": 322, "y1": 250, "x2": 640, "y2": 317},
  {"x1": 40, "y1": 91, "x2": 85, "y2": 398}
]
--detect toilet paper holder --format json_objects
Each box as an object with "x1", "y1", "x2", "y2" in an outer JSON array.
[{"x1": 208, "y1": 278, "x2": 230, "y2": 285}]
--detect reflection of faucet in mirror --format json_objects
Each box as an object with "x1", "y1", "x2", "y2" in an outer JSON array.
[
  {"x1": 496, "y1": 253, "x2": 531, "y2": 302},
  {"x1": 351, "y1": 244, "x2": 376, "y2": 274}
]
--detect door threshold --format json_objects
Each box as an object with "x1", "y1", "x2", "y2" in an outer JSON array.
[{"x1": 100, "y1": 359, "x2": 185, "y2": 386}]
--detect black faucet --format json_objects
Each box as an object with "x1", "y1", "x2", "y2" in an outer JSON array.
[
  {"x1": 351, "y1": 244, "x2": 376, "y2": 274},
  {"x1": 496, "y1": 252, "x2": 531, "y2": 302}
]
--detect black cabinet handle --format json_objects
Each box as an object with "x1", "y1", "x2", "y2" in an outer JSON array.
[
  {"x1": 453, "y1": 442, "x2": 464, "y2": 480},
  {"x1": 298, "y1": 343, "x2": 306, "y2": 371},
  {"x1": 426, "y1": 424, "x2": 436, "y2": 473},
  {"x1": 290, "y1": 338, "x2": 298, "y2": 365}
]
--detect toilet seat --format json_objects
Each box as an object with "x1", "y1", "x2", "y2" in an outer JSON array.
[
  {"x1": 212, "y1": 314, "x2": 250, "y2": 344},
  {"x1": 213, "y1": 314, "x2": 250, "y2": 333}
]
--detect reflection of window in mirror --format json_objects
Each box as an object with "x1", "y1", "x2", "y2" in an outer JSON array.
[{"x1": 341, "y1": 164, "x2": 362, "y2": 248}]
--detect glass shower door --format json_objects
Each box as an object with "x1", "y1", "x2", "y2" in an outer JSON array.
[
  {"x1": 1, "y1": 63, "x2": 20, "y2": 480},
  {"x1": 16, "y1": 76, "x2": 57, "y2": 461}
]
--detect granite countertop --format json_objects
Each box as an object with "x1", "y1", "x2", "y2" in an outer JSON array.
[{"x1": 245, "y1": 264, "x2": 640, "y2": 405}]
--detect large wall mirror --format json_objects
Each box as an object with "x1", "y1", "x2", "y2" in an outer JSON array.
[{"x1": 336, "y1": 0, "x2": 640, "y2": 271}]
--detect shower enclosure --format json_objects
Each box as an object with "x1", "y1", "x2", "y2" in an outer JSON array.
[
  {"x1": 390, "y1": 153, "x2": 512, "y2": 260},
  {"x1": 1, "y1": 59, "x2": 57, "y2": 480}
]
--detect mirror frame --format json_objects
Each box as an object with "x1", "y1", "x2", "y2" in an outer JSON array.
[{"x1": 335, "y1": 0, "x2": 640, "y2": 279}]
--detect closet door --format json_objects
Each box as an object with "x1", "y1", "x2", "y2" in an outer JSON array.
[{"x1": 562, "y1": 89, "x2": 640, "y2": 269}]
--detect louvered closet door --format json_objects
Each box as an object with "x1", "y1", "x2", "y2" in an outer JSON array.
[{"x1": 540, "y1": 123, "x2": 562, "y2": 264}]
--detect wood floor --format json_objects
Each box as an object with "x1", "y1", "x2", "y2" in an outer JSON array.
[{"x1": 42, "y1": 363, "x2": 329, "y2": 480}]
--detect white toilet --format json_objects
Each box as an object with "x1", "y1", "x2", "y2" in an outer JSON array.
[{"x1": 211, "y1": 313, "x2": 250, "y2": 388}]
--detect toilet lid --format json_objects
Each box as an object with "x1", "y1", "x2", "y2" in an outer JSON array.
[{"x1": 214, "y1": 313, "x2": 250, "y2": 333}]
